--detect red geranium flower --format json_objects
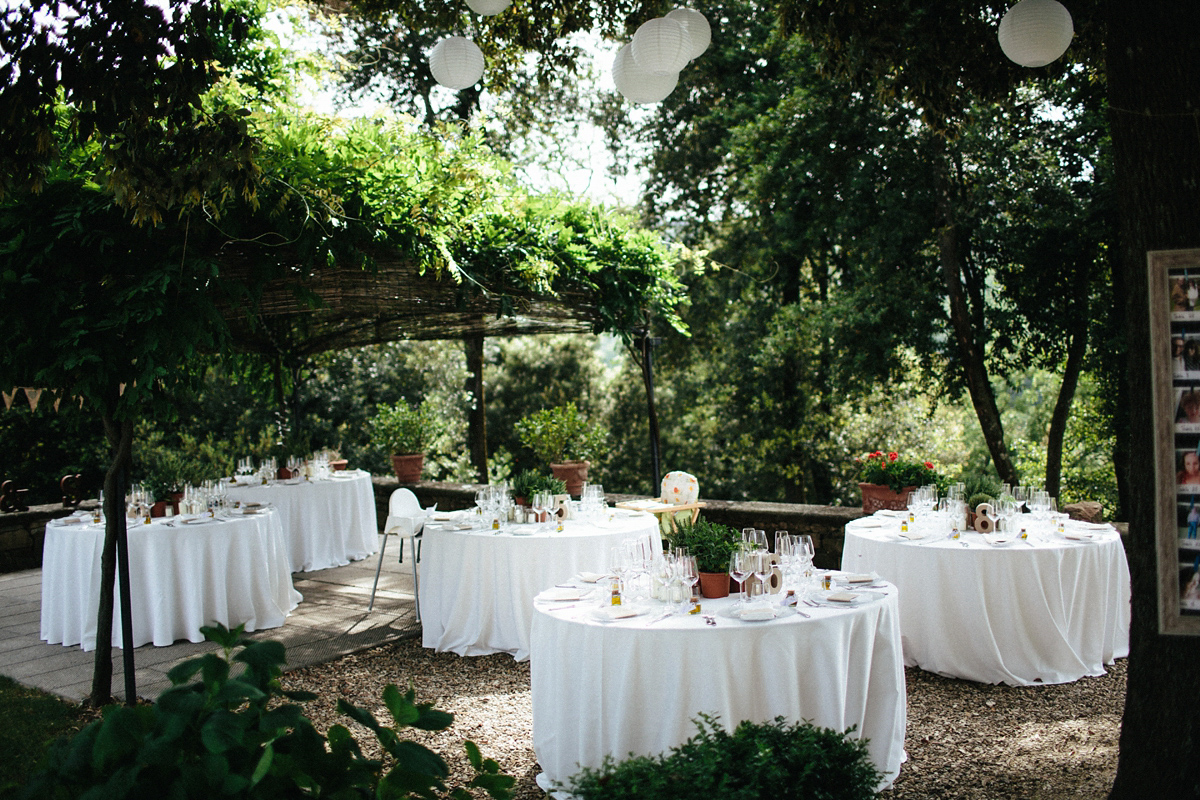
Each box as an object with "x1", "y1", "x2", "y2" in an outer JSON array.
[
  {"x1": 924, "y1": 461, "x2": 934, "y2": 469},
  {"x1": 888, "y1": 452, "x2": 898, "y2": 461}
]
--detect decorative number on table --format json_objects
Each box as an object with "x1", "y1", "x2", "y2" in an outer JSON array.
[
  {"x1": 60, "y1": 473, "x2": 82, "y2": 507},
  {"x1": 973, "y1": 502, "x2": 996, "y2": 533},
  {"x1": 765, "y1": 553, "x2": 784, "y2": 593},
  {"x1": 0, "y1": 479, "x2": 29, "y2": 513}
]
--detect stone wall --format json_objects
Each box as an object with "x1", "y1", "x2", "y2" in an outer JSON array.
[{"x1": 372, "y1": 478, "x2": 863, "y2": 570}]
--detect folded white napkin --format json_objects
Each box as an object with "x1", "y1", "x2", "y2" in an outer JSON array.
[
  {"x1": 842, "y1": 573, "x2": 874, "y2": 584},
  {"x1": 983, "y1": 534, "x2": 1013, "y2": 546},
  {"x1": 854, "y1": 519, "x2": 884, "y2": 528},
  {"x1": 739, "y1": 607, "x2": 777, "y2": 621},
  {"x1": 897, "y1": 531, "x2": 925, "y2": 540},
  {"x1": 1063, "y1": 531, "x2": 1096, "y2": 541},
  {"x1": 577, "y1": 572, "x2": 607, "y2": 583},
  {"x1": 543, "y1": 588, "x2": 580, "y2": 602},
  {"x1": 602, "y1": 606, "x2": 639, "y2": 620},
  {"x1": 877, "y1": 509, "x2": 905, "y2": 518},
  {"x1": 826, "y1": 591, "x2": 859, "y2": 603}
]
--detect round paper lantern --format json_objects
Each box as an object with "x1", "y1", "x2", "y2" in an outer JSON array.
[
  {"x1": 666, "y1": 8, "x2": 711, "y2": 61},
  {"x1": 465, "y1": 0, "x2": 511, "y2": 15},
  {"x1": 997, "y1": 0, "x2": 1074, "y2": 67},
  {"x1": 428, "y1": 36, "x2": 485, "y2": 90},
  {"x1": 612, "y1": 43, "x2": 678, "y2": 104},
  {"x1": 661, "y1": 471, "x2": 699, "y2": 505},
  {"x1": 631, "y1": 17, "x2": 691, "y2": 76}
]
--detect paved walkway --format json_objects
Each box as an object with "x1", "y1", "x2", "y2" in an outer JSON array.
[{"x1": 0, "y1": 533, "x2": 419, "y2": 703}]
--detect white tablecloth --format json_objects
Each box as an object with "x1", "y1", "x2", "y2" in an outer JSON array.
[
  {"x1": 419, "y1": 512, "x2": 660, "y2": 661},
  {"x1": 841, "y1": 513, "x2": 1131, "y2": 685},
  {"x1": 225, "y1": 470, "x2": 377, "y2": 572},
  {"x1": 530, "y1": 587, "x2": 907, "y2": 791},
  {"x1": 40, "y1": 510, "x2": 301, "y2": 651}
]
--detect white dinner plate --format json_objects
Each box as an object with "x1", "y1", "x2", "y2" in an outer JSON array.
[{"x1": 982, "y1": 533, "x2": 1018, "y2": 547}]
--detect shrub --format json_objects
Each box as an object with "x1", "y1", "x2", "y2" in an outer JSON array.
[
  {"x1": 565, "y1": 714, "x2": 881, "y2": 800},
  {"x1": 514, "y1": 402, "x2": 606, "y2": 465},
  {"x1": 370, "y1": 399, "x2": 445, "y2": 455},
  {"x1": 19, "y1": 624, "x2": 512, "y2": 800},
  {"x1": 664, "y1": 515, "x2": 738, "y2": 573}
]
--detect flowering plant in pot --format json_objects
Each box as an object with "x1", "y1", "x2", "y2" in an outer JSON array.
[
  {"x1": 514, "y1": 402, "x2": 606, "y2": 496},
  {"x1": 855, "y1": 450, "x2": 941, "y2": 512},
  {"x1": 665, "y1": 515, "x2": 738, "y2": 598},
  {"x1": 370, "y1": 399, "x2": 444, "y2": 483}
]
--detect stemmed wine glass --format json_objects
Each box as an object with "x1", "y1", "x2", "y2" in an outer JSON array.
[
  {"x1": 728, "y1": 547, "x2": 751, "y2": 606},
  {"x1": 750, "y1": 549, "x2": 771, "y2": 606},
  {"x1": 1013, "y1": 485, "x2": 1029, "y2": 514},
  {"x1": 796, "y1": 535, "x2": 815, "y2": 587},
  {"x1": 679, "y1": 554, "x2": 699, "y2": 613}
]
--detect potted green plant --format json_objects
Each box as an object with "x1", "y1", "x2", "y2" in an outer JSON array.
[
  {"x1": 665, "y1": 515, "x2": 738, "y2": 598},
  {"x1": 370, "y1": 399, "x2": 444, "y2": 483},
  {"x1": 510, "y1": 469, "x2": 568, "y2": 506},
  {"x1": 855, "y1": 449, "x2": 942, "y2": 512},
  {"x1": 140, "y1": 449, "x2": 211, "y2": 516},
  {"x1": 514, "y1": 402, "x2": 606, "y2": 496}
]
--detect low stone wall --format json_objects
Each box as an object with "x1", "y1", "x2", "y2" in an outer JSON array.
[
  {"x1": 0, "y1": 500, "x2": 95, "y2": 573},
  {"x1": 372, "y1": 478, "x2": 864, "y2": 569}
]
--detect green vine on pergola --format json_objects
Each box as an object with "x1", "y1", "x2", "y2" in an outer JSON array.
[{"x1": 212, "y1": 112, "x2": 691, "y2": 359}]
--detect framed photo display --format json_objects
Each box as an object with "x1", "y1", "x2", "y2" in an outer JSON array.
[{"x1": 1151, "y1": 248, "x2": 1200, "y2": 633}]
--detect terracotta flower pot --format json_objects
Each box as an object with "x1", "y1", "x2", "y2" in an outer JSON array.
[
  {"x1": 698, "y1": 571, "x2": 730, "y2": 599},
  {"x1": 550, "y1": 461, "x2": 590, "y2": 497},
  {"x1": 391, "y1": 453, "x2": 425, "y2": 483},
  {"x1": 859, "y1": 482, "x2": 916, "y2": 513},
  {"x1": 151, "y1": 500, "x2": 168, "y2": 518},
  {"x1": 330, "y1": 459, "x2": 348, "y2": 471}
]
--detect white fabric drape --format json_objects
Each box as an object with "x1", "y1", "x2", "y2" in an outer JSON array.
[
  {"x1": 41, "y1": 510, "x2": 300, "y2": 651},
  {"x1": 841, "y1": 516, "x2": 1130, "y2": 685},
  {"x1": 419, "y1": 514, "x2": 660, "y2": 661},
  {"x1": 225, "y1": 470, "x2": 377, "y2": 572},
  {"x1": 530, "y1": 590, "x2": 907, "y2": 791}
]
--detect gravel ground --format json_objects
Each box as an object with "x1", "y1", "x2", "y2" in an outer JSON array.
[{"x1": 283, "y1": 635, "x2": 1125, "y2": 798}]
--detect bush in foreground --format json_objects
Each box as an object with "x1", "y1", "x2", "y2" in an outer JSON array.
[
  {"x1": 19, "y1": 623, "x2": 512, "y2": 800},
  {"x1": 566, "y1": 714, "x2": 881, "y2": 800}
]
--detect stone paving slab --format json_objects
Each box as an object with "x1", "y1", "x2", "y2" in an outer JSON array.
[{"x1": 0, "y1": 533, "x2": 419, "y2": 703}]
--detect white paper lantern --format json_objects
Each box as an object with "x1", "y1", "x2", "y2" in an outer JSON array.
[
  {"x1": 612, "y1": 43, "x2": 678, "y2": 104},
  {"x1": 661, "y1": 471, "x2": 699, "y2": 504},
  {"x1": 631, "y1": 17, "x2": 692, "y2": 76},
  {"x1": 997, "y1": 0, "x2": 1074, "y2": 67},
  {"x1": 666, "y1": 8, "x2": 711, "y2": 61},
  {"x1": 465, "y1": 0, "x2": 511, "y2": 16},
  {"x1": 428, "y1": 36, "x2": 485, "y2": 90}
]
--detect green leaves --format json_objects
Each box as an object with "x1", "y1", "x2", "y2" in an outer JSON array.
[{"x1": 20, "y1": 625, "x2": 513, "y2": 800}]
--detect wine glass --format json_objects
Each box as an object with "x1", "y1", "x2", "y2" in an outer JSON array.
[
  {"x1": 750, "y1": 550, "x2": 771, "y2": 605},
  {"x1": 728, "y1": 548, "x2": 751, "y2": 606},
  {"x1": 797, "y1": 535, "x2": 815, "y2": 586},
  {"x1": 1013, "y1": 485, "x2": 1029, "y2": 513},
  {"x1": 679, "y1": 555, "x2": 699, "y2": 612}
]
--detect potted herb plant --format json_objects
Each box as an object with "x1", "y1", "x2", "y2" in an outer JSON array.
[
  {"x1": 855, "y1": 450, "x2": 941, "y2": 512},
  {"x1": 510, "y1": 469, "x2": 568, "y2": 506},
  {"x1": 370, "y1": 399, "x2": 444, "y2": 483},
  {"x1": 665, "y1": 515, "x2": 738, "y2": 598},
  {"x1": 514, "y1": 402, "x2": 606, "y2": 496}
]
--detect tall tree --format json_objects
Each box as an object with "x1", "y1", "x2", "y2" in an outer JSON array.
[{"x1": 1107, "y1": 3, "x2": 1200, "y2": 795}]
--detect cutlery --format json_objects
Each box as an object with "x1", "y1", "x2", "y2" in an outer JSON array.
[
  {"x1": 795, "y1": 608, "x2": 811, "y2": 618},
  {"x1": 648, "y1": 611, "x2": 674, "y2": 625},
  {"x1": 548, "y1": 604, "x2": 577, "y2": 611},
  {"x1": 702, "y1": 615, "x2": 717, "y2": 626}
]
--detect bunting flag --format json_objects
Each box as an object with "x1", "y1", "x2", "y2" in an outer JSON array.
[
  {"x1": 53, "y1": 391, "x2": 61, "y2": 412},
  {"x1": 1, "y1": 389, "x2": 13, "y2": 410},
  {"x1": 119, "y1": 383, "x2": 126, "y2": 396},
  {"x1": 25, "y1": 388, "x2": 42, "y2": 411}
]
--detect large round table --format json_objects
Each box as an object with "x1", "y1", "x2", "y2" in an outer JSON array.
[
  {"x1": 530, "y1": 583, "x2": 907, "y2": 792},
  {"x1": 225, "y1": 470, "x2": 377, "y2": 573},
  {"x1": 40, "y1": 509, "x2": 301, "y2": 651},
  {"x1": 418, "y1": 511, "x2": 660, "y2": 661},
  {"x1": 841, "y1": 512, "x2": 1131, "y2": 685}
]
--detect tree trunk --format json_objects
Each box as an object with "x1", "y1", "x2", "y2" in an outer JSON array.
[
  {"x1": 464, "y1": 333, "x2": 488, "y2": 483},
  {"x1": 934, "y1": 156, "x2": 1019, "y2": 486},
  {"x1": 1044, "y1": 328, "x2": 1087, "y2": 499},
  {"x1": 90, "y1": 414, "x2": 134, "y2": 707},
  {"x1": 1108, "y1": 2, "x2": 1200, "y2": 796}
]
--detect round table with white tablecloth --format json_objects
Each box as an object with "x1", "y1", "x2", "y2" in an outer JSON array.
[
  {"x1": 224, "y1": 470, "x2": 377, "y2": 573},
  {"x1": 529, "y1": 582, "x2": 907, "y2": 792},
  {"x1": 418, "y1": 511, "x2": 660, "y2": 662},
  {"x1": 841, "y1": 512, "x2": 1130, "y2": 685},
  {"x1": 40, "y1": 509, "x2": 300, "y2": 651}
]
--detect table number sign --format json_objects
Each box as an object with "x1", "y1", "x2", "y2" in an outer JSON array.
[{"x1": 1150, "y1": 248, "x2": 1200, "y2": 634}]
